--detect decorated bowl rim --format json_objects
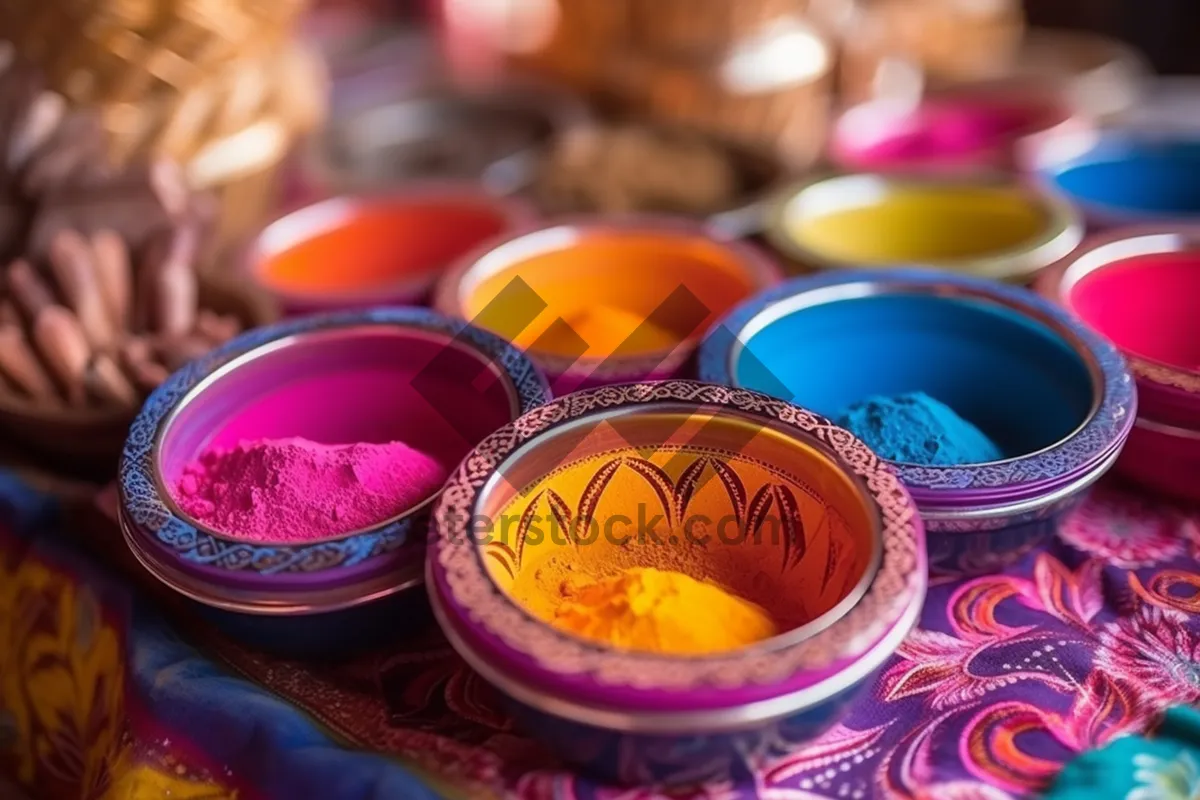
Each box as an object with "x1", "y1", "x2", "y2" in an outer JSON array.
[
  {"x1": 432, "y1": 216, "x2": 783, "y2": 380},
  {"x1": 1037, "y1": 225, "x2": 1200, "y2": 396},
  {"x1": 1028, "y1": 128, "x2": 1200, "y2": 225},
  {"x1": 762, "y1": 172, "x2": 1084, "y2": 281},
  {"x1": 118, "y1": 307, "x2": 552, "y2": 588},
  {"x1": 697, "y1": 268, "x2": 1137, "y2": 504},
  {"x1": 429, "y1": 563, "x2": 925, "y2": 732},
  {"x1": 243, "y1": 184, "x2": 537, "y2": 307},
  {"x1": 428, "y1": 379, "x2": 926, "y2": 712}
]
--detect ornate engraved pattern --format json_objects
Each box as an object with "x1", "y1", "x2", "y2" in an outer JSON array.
[
  {"x1": 485, "y1": 446, "x2": 843, "y2": 579},
  {"x1": 1130, "y1": 357, "x2": 1200, "y2": 395},
  {"x1": 430, "y1": 380, "x2": 925, "y2": 693},
  {"x1": 119, "y1": 308, "x2": 551, "y2": 576},
  {"x1": 697, "y1": 269, "x2": 1137, "y2": 493}
]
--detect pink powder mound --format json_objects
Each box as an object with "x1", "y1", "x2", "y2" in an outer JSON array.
[{"x1": 174, "y1": 436, "x2": 449, "y2": 543}]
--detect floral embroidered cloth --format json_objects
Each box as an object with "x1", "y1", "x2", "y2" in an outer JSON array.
[
  {"x1": 1046, "y1": 705, "x2": 1200, "y2": 800},
  {"x1": 1, "y1": 470, "x2": 1199, "y2": 799}
]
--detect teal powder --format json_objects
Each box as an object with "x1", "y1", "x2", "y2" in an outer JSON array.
[{"x1": 835, "y1": 392, "x2": 1004, "y2": 466}]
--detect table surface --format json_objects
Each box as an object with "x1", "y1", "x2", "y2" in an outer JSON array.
[{"x1": 2, "y1": 470, "x2": 1197, "y2": 800}]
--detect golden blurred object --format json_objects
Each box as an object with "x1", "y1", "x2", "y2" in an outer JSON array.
[
  {"x1": 90, "y1": 40, "x2": 327, "y2": 263},
  {"x1": 99, "y1": 39, "x2": 327, "y2": 169},
  {"x1": 515, "y1": 4, "x2": 831, "y2": 171},
  {"x1": 627, "y1": 0, "x2": 806, "y2": 59},
  {"x1": 835, "y1": 0, "x2": 1024, "y2": 104},
  {"x1": 186, "y1": 43, "x2": 327, "y2": 263},
  {"x1": 553, "y1": 0, "x2": 633, "y2": 52},
  {"x1": 606, "y1": 19, "x2": 834, "y2": 170},
  {"x1": 0, "y1": 0, "x2": 310, "y2": 104}
]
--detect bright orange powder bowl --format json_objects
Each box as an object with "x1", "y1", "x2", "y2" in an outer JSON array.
[
  {"x1": 434, "y1": 218, "x2": 782, "y2": 392},
  {"x1": 248, "y1": 186, "x2": 532, "y2": 315}
]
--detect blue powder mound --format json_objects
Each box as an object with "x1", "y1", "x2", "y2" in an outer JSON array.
[{"x1": 834, "y1": 392, "x2": 1004, "y2": 466}]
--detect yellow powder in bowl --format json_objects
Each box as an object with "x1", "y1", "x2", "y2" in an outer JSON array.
[
  {"x1": 786, "y1": 184, "x2": 1049, "y2": 265},
  {"x1": 552, "y1": 566, "x2": 778, "y2": 655}
]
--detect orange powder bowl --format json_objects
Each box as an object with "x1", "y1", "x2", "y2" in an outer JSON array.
[
  {"x1": 246, "y1": 185, "x2": 534, "y2": 315},
  {"x1": 426, "y1": 380, "x2": 927, "y2": 784},
  {"x1": 433, "y1": 217, "x2": 782, "y2": 393}
]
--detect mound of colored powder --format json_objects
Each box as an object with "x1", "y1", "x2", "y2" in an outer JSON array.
[
  {"x1": 835, "y1": 392, "x2": 1004, "y2": 466},
  {"x1": 551, "y1": 567, "x2": 778, "y2": 655},
  {"x1": 174, "y1": 436, "x2": 448, "y2": 542}
]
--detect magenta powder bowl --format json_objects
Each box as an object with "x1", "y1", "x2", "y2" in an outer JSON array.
[
  {"x1": 118, "y1": 308, "x2": 551, "y2": 657},
  {"x1": 831, "y1": 82, "x2": 1077, "y2": 175},
  {"x1": 1036, "y1": 227, "x2": 1200, "y2": 502}
]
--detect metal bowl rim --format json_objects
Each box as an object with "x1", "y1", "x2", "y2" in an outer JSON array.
[{"x1": 697, "y1": 267, "x2": 1137, "y2": 503}]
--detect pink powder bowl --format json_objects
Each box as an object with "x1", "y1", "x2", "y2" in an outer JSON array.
[
  {"x1": 831, "y1": 81, "x2": 1079, "y2": 175},
  {"x1": 1036, "y1": 227, "x2": 1200, "y2": 501},
  {"x1": 173, "y1": 437, "x2": 448, "y2": 543},
  {"x1": 117, "y1": 309, "x2": 551, "y2": 655}
]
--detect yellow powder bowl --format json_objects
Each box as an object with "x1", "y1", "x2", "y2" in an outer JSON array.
[
  {"x1": 482, "y1": 409, "x2": 881, "y2": 652},
  {"x1": 434, "y1": 218, "x2": 781, "y2": 391},
  {"x1": 426, "y1": 381, "x2": 927, "y2": 784},
  {"x1": 462, "y1": 389, "x2": 894, "y2": 653},
  {"x1": 765, "y1": 173, "x2": 1083, "y2": 281}
]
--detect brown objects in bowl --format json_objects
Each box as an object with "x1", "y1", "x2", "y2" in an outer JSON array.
[
  {"x1": 0, "y1": 227, "x2": 245, "y2": 413},
  {"x1": 532, "y1": 123, "x2": 768, "y2": 216}
]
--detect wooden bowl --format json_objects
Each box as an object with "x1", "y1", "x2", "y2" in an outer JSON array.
[{"x1": 0, "y1": 275, "x2": 279, "y2": 478}]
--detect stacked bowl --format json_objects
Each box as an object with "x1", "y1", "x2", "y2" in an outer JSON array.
[{"x1": 1037, "y1": 228, "x2": 1200, "y2": 502}]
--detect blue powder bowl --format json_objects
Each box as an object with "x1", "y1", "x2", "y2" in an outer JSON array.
[
  {"x1": 698, "y1": 269, "x2": 1136, "y2": 576},
  {"x1": 1032, "y1": 130, "x2": 1200, "y2": 226}
]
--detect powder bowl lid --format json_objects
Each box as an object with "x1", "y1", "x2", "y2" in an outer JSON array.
[
  {"x1": 1035, "y1": 226, "x2": 1200, "y2": 419},
  {"x1": 697, "y1": 268, "x2": 1136, "y2": 510},
  {"x1": 427, "y1": 380, "x2": 926, "y2": 725},
  {"x1": 119, "y1": 308, "x2": 551, "y2": 616}
]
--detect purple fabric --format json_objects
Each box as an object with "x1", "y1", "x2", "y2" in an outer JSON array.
[{"x1": 207, "y1": 475, "x2": 1200, "y2": 798}]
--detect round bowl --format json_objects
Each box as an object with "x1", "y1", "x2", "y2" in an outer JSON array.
[
  {"x1": 246, "y1": 186, "x2": 534, "y2": 315},
  {"x1": 1030, "y1": 129, "x2": 1200, "y2": 227},
  {"x1": 698, "y1": 269, "x2": 1136, "y2": 576},
  {"x1": 1034, "y1": 227, "x2": 1200, "y2": 502},
  {"x1": 1035, "y1": 226, "x2": 1200, "y2": 426},
  {"x1": 1117, "y1": 416, "x2": 1200, "y2": 503},
  {"x1": 830, "y1": 79, "x2": 1080, "y2": 175},
  {"x1": 0, "y1": 275, "x2": 279, "y2": 480},
  {"x1": 118, "y1": 308, "x2": 551, "y2": 657},
  {"x1": 427, "y1": 379, "x2": 926, "y2": 784},
  {"x1": 765, "y1": 173, "x2": 1083, "y2": 281},
  {"x1": 433, "y1": 217, "x2": 782, "y2": 394},
  {"x1": 305, "y1": 78, "x2": 590, "y2": 197}
]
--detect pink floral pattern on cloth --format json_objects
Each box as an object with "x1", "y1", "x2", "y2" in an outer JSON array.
[{"x1": 208, "y1": 477, "x2": 1200, "y2": 799}]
